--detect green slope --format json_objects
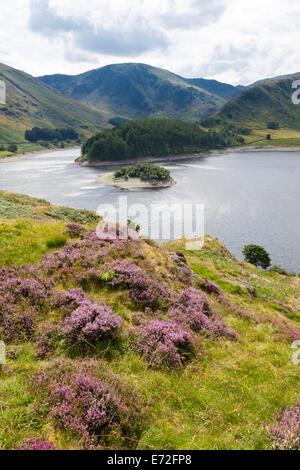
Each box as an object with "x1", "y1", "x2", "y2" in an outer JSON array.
[
  {"x1": 249, "y1": 71, "x2": 300, "y2": 87},
  {"x1": 0, "y1": 63, "x2": 111, "y2": 144},
  {"x1": 185, "y1": 77, "x2": 244, "y2": 101},
  {"x1": 213, "y1": 76, "x2": 300, "y2": 129},
  {"x1": 38, "y1": 63, "x2": 226, "y2": 123},
  {"x1": 0, "y1": 193, "x2": 300, "y2": 450}
]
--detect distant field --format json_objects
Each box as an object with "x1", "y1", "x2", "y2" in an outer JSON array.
[{"x1": 241, "y1": 127, "x2": 300, "y2": 147}]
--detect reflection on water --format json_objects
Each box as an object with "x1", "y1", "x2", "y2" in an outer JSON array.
[{"x1": 0, "y1": 148, "x2": 300, "y2": 272}]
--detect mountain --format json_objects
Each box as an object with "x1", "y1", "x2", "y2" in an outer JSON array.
[
  {"x1": 0, "y1": 63, "x2": 109, "y2": 144},
  {"x1": 249, "y1": 71, "x2": 300, "y2": 87},
  {"x1": 212, "y1": 76, "x2": 300, "y2": 130},
  {"x1": 38, "y1": 63, "x2": 227, "y2": 123},
  {"x1": 184, "y1": 77, "x2": 244, "y2": 100}
]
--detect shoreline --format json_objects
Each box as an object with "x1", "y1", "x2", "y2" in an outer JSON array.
[
  {"x1": 1, "y1": 143, "x2": 300, "y2": 166},
  {"x1": 76, "y1": 145, "x2": 300, "y2": 167},
  {"x1": 0, "y1": 146, "x2": 80, "y2": 164},
  {"x1": 98, "y1": 172, "x2": 176, "y2": 190}
]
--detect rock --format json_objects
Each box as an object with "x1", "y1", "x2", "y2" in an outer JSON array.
[{"x1": 168, "y1": 252, "x2": 188, "y2": 268}]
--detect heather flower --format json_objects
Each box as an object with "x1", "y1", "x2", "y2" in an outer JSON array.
[
  {"x1": 102, "y1": 260, "x2": 171, "y2": 309},
  {"x1": 131, "y1": 312, "x2": 146, "y2": 325},
  {"x1": 30, "y1": 361, "x2": 145, "y2": 448},
  {"x1": 0, "y1": 304, "x2": 36, "y2": 342},
  {"x1": 0, "y1": 272, "x2": 48, "y2": 305},
  {"x1": 31, "y1": 370, "x2": 120, "y2": 446},
  {"x1": 132, "y1": 320, "x2": 195, "y2": 368},
  {"x1": 64, "y1": 222, "x2": 85, "y2": 238},
  {"x1": 168, "y1": 287, "x2": 237, "y2": 339},
  {"x1": 40, "y1": 230, "x2": 133, "y2": 282},
  {"x1": 62, "y1": 299, "x2": 121, "y2": 343},
  {"x1": 16, "y1": 437, "x2": 56, "y2": 450},
  {"x1": 51, "y1": 288, "x2": 88, "y2": 314},
  {"x1": 266, "y1": 401, "x2": 300, "y2": 449},
  {"x1": 0, "y1": 268, "x2": 51, "y2": 341}
]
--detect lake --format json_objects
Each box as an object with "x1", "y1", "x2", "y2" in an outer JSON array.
[{"x1": 0, "y1": 148, "x2": 299, "y2": 272}]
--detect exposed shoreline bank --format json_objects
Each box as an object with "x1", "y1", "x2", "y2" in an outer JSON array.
[
  {"x1": 98, "y1": 172, "x2": 176, "y2": 190},
  {"x1": 76, "y1": 145, "x2": 300, "y2": 168},
  {"x1": 0, "y1": 146, "x2": 80, "y2": 164},
  {"x1": 1, "y1": 144, "x2": 300, "y2": 166}
]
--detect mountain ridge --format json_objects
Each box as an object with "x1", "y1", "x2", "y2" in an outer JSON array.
[
  {"x1": 0, "y1": 62, "x2": 109, "y2": 144},
  {"x1": 38, "y1": 63, "x2": 228, "y2": 122},
  {"x1": 213, "y1": 76, "x2": 300, "y2": 129}
]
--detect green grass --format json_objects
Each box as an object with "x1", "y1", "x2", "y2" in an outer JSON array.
[
  {"x1": 0, "y1": 220, "x2": 68, "y2": 266},
  {"x1": 0, "y1": 190, "x2": 100, "y2": 224},
  {"x1": 209, "y1": 75, "x2": 300, "y2": 149},
  {"x1": 0, "y1": 191, "x2": 100, "y2": 266},
  {"x1": 46, "y1": 234, "x2": 68, "y2": 249},
  {"x1": 0, "y1": 209, "x2": 300, "y2": 450},
  {"x1": 0, "y1": 62, "x2": 111, "y2": 145}
]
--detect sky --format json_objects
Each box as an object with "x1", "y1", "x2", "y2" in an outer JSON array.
[{"x1": 0, "y1": 0, "x2": 300, "y2": 85}]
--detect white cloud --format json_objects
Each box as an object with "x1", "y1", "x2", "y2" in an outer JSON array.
[
  {"x1": 0, "y1": 0, "x2": 300, "y2": 84},
  {"x1": 157, "y1": 0, "x2": 228, "y2": 29},
  {"x1": 28, "y1": 0, "x2": 169, "y2": 56}
]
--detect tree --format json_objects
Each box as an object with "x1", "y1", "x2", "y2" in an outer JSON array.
[
  {"x1": 7, "y1": 144, "x2": 17, "y2": 153},
  {"x1": 81, "y1": 118, "x2": 232, "y2": 162},
  {"x1": 242, "y1": 244, "x2": 271, "y2": 269}
]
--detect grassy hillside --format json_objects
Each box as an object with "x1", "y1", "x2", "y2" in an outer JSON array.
[
  {"x1": 249, "y1": 71, "x2": 300, "y2": 87},
  {"x1": 38, "y1": 63, "x2": 226, "y2": 123},
  {"x1": 206, "y1": 76, "x2": 300, "y2": 146},
  {"x1": 185, "y1": 78, "x2": 244, "y2": 101},
  {"x1": 0, "y1": 63, "x2": 110, "y2": 147},
  {"x1": 0, "y1": 193, "x2": 300, "y2": 450}
]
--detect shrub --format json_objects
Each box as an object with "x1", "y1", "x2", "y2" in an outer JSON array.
[
  {"x1": 266, "y1": 401, "x2": 300, "y2": 449},
  {"x1": 52, "y1": 287, "x2": 88, "y2": 314},
  {"x1": 30, "y1": 360, "x2": 146, "y2": 448},
  {"x1": 0, "y1": 270, "x2": 49, "y2": 341},
  {"x1": 242, "y1": 244, "x2": 271, "y2": 269},
  {"x1": 7, "y1": 144, "x2": 17, "y2": 153},
  {"x1": 61, "y1": 299, "x2": 122, "y2": 343},
  {"x1": 114, "y1": 163, "x2": 170, "y2": 182},
  {"x1": 46, "y1": 234, "x2": 68, "y2": 249},
  {"x1": 16, "y1": 437, "x2": 56, "y2": 450},
  {"x1": 44, "y1": 207, "x2": 100, "y2": 225},
  {"x1": 64, "y1": 222, "x2": 85, "y2": 238},
  {"x1": 0, "y1": 307, "x2": 36, "y2": 342},
  {"x1": 102, "y1": 260, "x2": 171, "y2": 309},
  {"x1": 35, "y1": 323, "x2": 61, "y2": 359},
  {"x1": 132, "y1": 320, "x2": 195, "y2": 368},
  {"x1": 270, "y1": 265, "x2": 289, "y2": 276},
  {"x1": 25, "y1": 127, "x2": 78, "y2": 143},
  {"x1": 168, "y1": 287, "x2": 237, "y2": 338},
  {"x1": 237, "y1": 127, "x2": 252, "y2": 135}
]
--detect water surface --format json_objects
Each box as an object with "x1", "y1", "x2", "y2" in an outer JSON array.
[{"x1": 0, "y1": 148, "x2": 299, "y2": 272}]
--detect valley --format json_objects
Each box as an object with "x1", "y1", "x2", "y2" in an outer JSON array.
[{"x1": 1, "y1": 57, "x2": 300, "y2": 452}]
